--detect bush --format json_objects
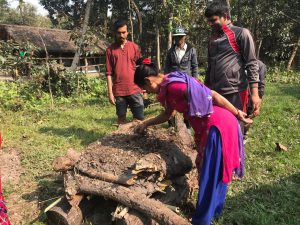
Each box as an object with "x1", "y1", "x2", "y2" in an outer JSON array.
[
  {"x1": 267, "y1": 68, "x2": 300, "y2": 84},
  {"x1": 0, "y1": 76, "x2": 109, "y2": 111}
]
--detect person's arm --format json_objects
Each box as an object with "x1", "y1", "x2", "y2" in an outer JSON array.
[
  {"x1": 212, "y1": 90, "x2": 253, "y2": 124},
  {"x1": 191, "y1": 47, "x2": 198, "y2": 77},
  {"x1": 240, "y1": 28, "x2": 261, "y2": 116},
  {"x1": 105, "y1": 48, "x2": 115, "y2": 105},
  {"x1": 135, "y1": 108, "x2": 175, "y2": 133}
]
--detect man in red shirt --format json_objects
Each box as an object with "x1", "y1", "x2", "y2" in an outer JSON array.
[{"x1": 106, "y1": 20, "x2": 144, "y2": 124}]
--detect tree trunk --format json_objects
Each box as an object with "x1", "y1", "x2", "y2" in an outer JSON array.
[
  {"x1": 167, "y1": 12, "x2": 173, "y2": 50},
  {"x1": 70, "y1": 0, "x2": 93, "y2": 71},
  {"x1": 237, "y1": 0, "x2": 242, "y2": 26},
  {"x1": 18, "y1": 0, "x2": 25, "y2": 24},
  {"x1": 38, "y1": 29, "x2": 54, "y2": 109},
  {"x1": 76, "y1": 175, "x2": 190, "y2": 225},
  {"x1": 130, "y1": 0, "x2": 142, "y2": 37},
  {"x1": 287, "y1": 36, "x2": 300, "y2": 70},
  {"x1": 256, "y1": 39, "x2": 262, "y2": 59},
  {"x1": 156, "y1": 27, "x2": 161, "y2": 70},
  {"x1": 128, "y1": 0, "x2": 134, "y2": 42}
]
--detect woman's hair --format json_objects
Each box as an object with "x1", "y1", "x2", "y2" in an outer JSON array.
[{"x1": 134, "y1": 58, "x2": 159, "y2": 87}]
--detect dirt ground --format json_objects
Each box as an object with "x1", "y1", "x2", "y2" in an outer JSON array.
[{"x1": 0, "y1": 147, "x2": 40, "y2": 225}]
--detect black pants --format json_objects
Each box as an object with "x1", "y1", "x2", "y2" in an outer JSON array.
[{"x1": 115, "y1": 92, "x2": 144, "y2": 120}]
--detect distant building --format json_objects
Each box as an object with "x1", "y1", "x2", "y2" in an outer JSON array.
[{"x1": 0, "y1": 24, "x2": 109, "y2": 74}]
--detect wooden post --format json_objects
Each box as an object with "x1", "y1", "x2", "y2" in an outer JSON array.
[
  {"x1": 287, "y1": 37, "x2": 300, "y2": 70},
  {"x1": 84, "y1": 58, "x2": 88, "y2": 74},
  {"x1": 59, "y1": 54, "x2": 63, "y2": 64}
]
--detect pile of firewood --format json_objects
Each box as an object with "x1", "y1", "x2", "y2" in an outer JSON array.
[{"x1": 47, "y1": 117, "x2": 198, "y2": 225}]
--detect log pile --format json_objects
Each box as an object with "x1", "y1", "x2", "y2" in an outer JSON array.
[{"x1": 47, "y1": 117, "x2": 199, "y2": 225}]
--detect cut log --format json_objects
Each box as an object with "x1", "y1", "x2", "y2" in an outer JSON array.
[
  {"x1": 76, "y1": 164, "x2": 137, "y2": 186},
  {"x1": 116, "y1": 209, "x2": 159, "y2": 225},
  {"x1": 46, "y1": 197, "x2": 83, "y2": 225},
  {"x1": 76, "y1": 175, "x2": 191, "y2": 225},
  {"x1": 53, "y1": 149, "x2": 81, "y2": 172}
]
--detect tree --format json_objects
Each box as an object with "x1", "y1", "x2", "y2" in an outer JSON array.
[
  {"x1": 70, "y1": 0, "x2": 93, "y2": 71},
  {"x1": 40, "y1": 0, "x2": 85, "y2": 29},
  {"x1": 0, "y1": 1, "x2": 51, "y2": 27},
  {"x1": 18, "y1": 0, "x2": 25, "y2": 24}
]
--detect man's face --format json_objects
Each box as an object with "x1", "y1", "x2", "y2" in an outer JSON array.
[
  {"x1": 174, "y1": 35, "x2": 186, "y2": 46},
  {"x1": 115, "y1": 25, "x2": 128, "y2": 44},
  {"x1": 207, "y1": 15, "x2": 227, "y2": 31}
]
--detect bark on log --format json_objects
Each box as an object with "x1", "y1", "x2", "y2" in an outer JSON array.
[
  {"x1": 76, "y1": 164, "x2": 137, "y2": 186},
  {"x1": 46, "y1": 197, "x2": 83, "y2": 225},
  {"x1": 53, "y1": 149, "x2": 81, "y2": 172},
  {"x1": 76, "y1": 175, "x2": 191, "y2": 225},
  {"x1": 116, "y1": 209, "x2": 159, "y2": 225}
]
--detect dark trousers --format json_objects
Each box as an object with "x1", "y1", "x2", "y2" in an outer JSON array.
[
  {"x1": 223, "y1": 91, "x2": 249, "y2": 136},
  {"x1": 115, "y1": 92, "x2": 144, "y2": 120}
]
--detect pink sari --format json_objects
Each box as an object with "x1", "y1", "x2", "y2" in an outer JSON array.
[{"x1": 157, "y1": 82, "x2": 241, "y2": 183}]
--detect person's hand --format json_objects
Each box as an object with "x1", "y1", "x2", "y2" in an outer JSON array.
[
  {"x1": 251, "y1": 94, "x2": 261, "y2": 117},
  {"x1": 237, "y1": 109, "x2": 253, "y2": 124},
  {"x1": 108, "y1": 92, "x2": 115, "y2": 105},
  {"x1": 134, "y1": 122, "x2": 148, "y2": 134}
]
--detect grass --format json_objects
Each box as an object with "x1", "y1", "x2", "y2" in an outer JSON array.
[{"x1": 0, "y1": 82, "x2": 299, "y2": 225}]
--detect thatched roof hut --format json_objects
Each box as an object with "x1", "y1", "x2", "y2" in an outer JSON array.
[{"x1": 0, "y1": 24, "x2": 108, "y2": 55}]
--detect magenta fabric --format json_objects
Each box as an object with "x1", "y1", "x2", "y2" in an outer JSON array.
[
  {"x1": 157, "y1": 82, "x2": 242, "y2": 183},
  {"x1": 158, "y1": 71, "x2": 213, "y2": 118}
]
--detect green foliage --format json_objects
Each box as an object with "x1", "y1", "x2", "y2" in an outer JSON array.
[
  {"x1": 0, "y1": 76, "x2": 108, "y2": 111},
  {"x1": 39, "y1": 0, "x2": 85, "y2": 29},
  {"x1": 0, "y1": 39, "x2": 109, "y2": 111},
  {"x1": 0, "y1": 2, "x2": 51, "y2": 27},
  {"x1": 231, "y1": 0, "x2": 300, "y2": 64},
  {"x1": 267, "y1": 68, "x2": 300, "y2": 84},
  {"x1": 0, "y1": 40, "x2": 39, "y2": 78}
]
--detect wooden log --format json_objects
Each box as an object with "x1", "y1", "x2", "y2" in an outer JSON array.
[
  {"x1": 53, "y1": 149, "x2": 81, "y2": 172},
  {"x1": 76, "y1": 175, "x2": 190, "y2": 225},
  {"x1": 46, "y1": 197, "x2": 83, "y2": 225},
  {"x1": 76, "y1": 164, "x2": 137, "y2": 186},
  {"x1": 115, "y1": 209, "x2": 159, "y2": 225}
]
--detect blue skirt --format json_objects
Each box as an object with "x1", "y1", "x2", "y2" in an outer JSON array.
[{"x1": 192, "y1": 126, "x2": 228, "y2": 225}]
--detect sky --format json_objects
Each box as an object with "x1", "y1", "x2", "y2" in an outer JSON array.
[{"x1": 9, "y1": 0, "x2": 48, "y2": 16}]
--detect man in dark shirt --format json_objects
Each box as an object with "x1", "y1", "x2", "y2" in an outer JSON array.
[
  {"x1": 106, "y1": 20, "x2": 144, "y2": 124},
  {"x1": 165, "y1": 26, "x2": 198, "y2": 77},
  {"x1": 204, "y1": 2, "x2": 261, "y2": 118}
]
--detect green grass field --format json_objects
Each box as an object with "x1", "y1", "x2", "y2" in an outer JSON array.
[{"x1": 0, "y1": 82, "x2": 299, "y2": 225}]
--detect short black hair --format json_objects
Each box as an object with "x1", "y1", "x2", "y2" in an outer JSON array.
[
  {"x1": 204, "y1": 2, "x2": 230, "y2": 18},
  {"x1": 113, "y1": 19, "x2": 128, "y2": 31},
  {"x1": 134, "y1": 58, "x2": 159, "y2": 87}
]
